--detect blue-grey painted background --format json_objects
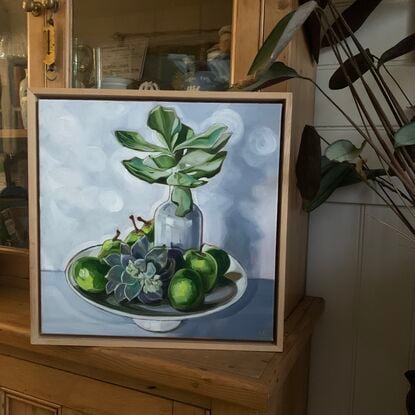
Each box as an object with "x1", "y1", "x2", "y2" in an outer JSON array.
[{"x1": 38, "y1": 99, "x2": 282, "y2": 341}]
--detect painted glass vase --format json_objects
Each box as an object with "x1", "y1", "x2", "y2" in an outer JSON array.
[{"x1": 154, "y1": 188, "x2": 203, "y2": 251}]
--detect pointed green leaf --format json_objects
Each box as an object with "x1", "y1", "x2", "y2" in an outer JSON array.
[
  {"x1": 115, "y1": 131, "x2": 166, "y2": 152},
  {"x1": 378, "y1": 34, "x2": 415, "y2": 66},
  {"x1": 210, "y1": 133, "x2": 232, "y2": 153},
  {"x1": 183, "y1": 152, "x2": 227, "y2": 179},
  {"x1": 171, "y1": 186, "x2": 193, "y2": 217},
  {"x1": 167, "y1": 172, "x2": 206, "y2": 188},
  {"x1": 394, "y1": 122, "x2": 415, "y2": 148},
  {"x1": 175, "y1": 124, "x2": 228, "y2": 151},
  {"x1": 304, "y1": 161, "x2": 354, "y2": 212},
  {"x1": 148, "y1": 106, "x2": 181, "y2": 150},
  {"x1": 122, "y1": 157, "x2": 170, "y2": 184},
  {"x1": 179, "y1": 150, "x2": 217, "y2": 169},
  {"x1": 338, "y1": 167, "x2": 386, "y2": 187},
  {"x1": 236, "y1": 62, "x2": 298, "y2": 91},
  {"x1": 148, "y1": 154, "x2": 178, "y2": 169},
  {"x1": 325, "y1": 139, "x2": 366, "y2": 162},
  {"x1": 248, "y1": 1, "x2": 318, "y2": 76},
  {"x1": 172, "y1": 123, "x2": 195, "y2": 151}
]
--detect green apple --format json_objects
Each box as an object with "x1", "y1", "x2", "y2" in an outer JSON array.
[
  {"x1": 202, "y1": 245, "x2": 230, "y2": 279},
  {"x1": 72, "y1": 257, "x2": 109, "y2": 293},
  {"x1": 168, "y1": 269, "x2": 204, "y2": 311},
  {"x1": 184, "y1": 250, "x2": 218, "y2": 293}
]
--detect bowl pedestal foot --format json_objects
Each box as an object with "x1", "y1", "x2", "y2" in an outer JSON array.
[{"x1": 133, "y1": 319, "x2": 182, "y2": 332}]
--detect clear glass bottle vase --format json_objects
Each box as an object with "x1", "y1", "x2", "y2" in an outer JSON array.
[{"x1": 154, "y1": 188, "x2": 203, "y2": 251}]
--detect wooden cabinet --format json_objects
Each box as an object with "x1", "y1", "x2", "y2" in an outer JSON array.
[
  {"x1": 1, "y1": 390, "x2": 60, "y2": 415},
  {"x1": 0, "y1": 1, "x2": 318, "y2": 414},
  {"x1": 0, "y1": 284, "x2": 323, "y2": 415}
]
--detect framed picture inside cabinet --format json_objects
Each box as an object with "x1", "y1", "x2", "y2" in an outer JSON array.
[{"x1": 28, "y1": 89, "x2": 292, "y2": 351}]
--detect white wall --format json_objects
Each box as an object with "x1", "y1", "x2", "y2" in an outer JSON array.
[{"x1": 306, "y1": 1, "x2": 415, "y2": 414}]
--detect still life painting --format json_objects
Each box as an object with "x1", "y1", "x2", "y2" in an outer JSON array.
[{"x1": 30, "y1": 90, "x2": 290, "y2": 350}]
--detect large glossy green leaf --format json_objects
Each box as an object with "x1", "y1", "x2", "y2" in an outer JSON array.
[
  {"x1": 325, "y1": 139, "x2": 366, "y2": 162},
  {"x1": 248, "y1": 1, "x2": 318, "y2": 76},
  {"x1": 304, "y1": 161, "x2": 354, "y2": 212},
  {"x1": 147, "y1": 106, "x2": 181, "y2": 150},
  {"x1": 179, "y1": 150, "x2": 217, "y2": 168},
  {"x1": 329, "y1": 49, "x2": 374, "y2": 90},
  {"x1": 171, "y1": 186, "x2": 193, "y2": 217},
  {"x1": 122, "y1": 157, "x2": 170, "y2": 184},
  {"x1": 172, "y1": 123, "x2": 194, "y2": 151},
  {"x1": 322, "y1": 0, "x2": 383, "y2": 47},
  {"x1": 147, "y1": 154, "x2": 178, "y2": 169},
  {"x1": 115, "y1": 131, "x2": 166, "y2": 152},
  {"x1": 378, "y1": 33, "x2": 415, "y2": 66},
  {"x1": 183, "y1": 152, "x2": 227, "y2": 179},
  {"x1": 237, "y1": 62, "x2": 298, "y2": 91},
  {"x1": 338, "y1": 167, "x2": 386, "y2": 187},
  {"x1": 175, "y1": 124, "x2": 228, "y2": 151},
  {"x1": 167, "y1": 172, "x2": 206, "y2": 188},
  {"x1": 394, "y1": 122, "x2": 415, "y2": 148},
  {"x1": 296, "y1": 125, "x2": 322, "y2": 200}
]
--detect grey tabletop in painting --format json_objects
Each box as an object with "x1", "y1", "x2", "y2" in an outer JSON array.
[{"x1": 41, "y1": 272, "x2": 275, "y2": 342}]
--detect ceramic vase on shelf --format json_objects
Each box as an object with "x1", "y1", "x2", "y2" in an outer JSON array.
[{"x1": 154, "y1": 187, "x2": 203, "y2": 251}]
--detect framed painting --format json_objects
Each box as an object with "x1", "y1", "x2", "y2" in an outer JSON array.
[{"x1": 28, "y1": 89, "x2": 292, "y2": 351}]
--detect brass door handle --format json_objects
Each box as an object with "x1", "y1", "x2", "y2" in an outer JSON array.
[{"x1": 22, "y1": 0, "x2": 59, "y2": 16}]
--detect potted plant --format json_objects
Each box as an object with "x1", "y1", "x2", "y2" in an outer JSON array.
[
  {"x1": 232, "y1": 0, "x2": 415, "y2": 244},
  {"x1": 115, "y1": 105, "x2": 231, "y2": 250}
]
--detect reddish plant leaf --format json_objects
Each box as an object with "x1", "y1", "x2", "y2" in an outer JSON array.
[
  {"x1": 296, "y1": 125, "x2": 322, "y2": 200},
  {"x1": 322, "y1": 0, "x2": 383, "y2": 47},
  {"x1": 329, "y1": 49, "x2": 373, "y2": 90}
]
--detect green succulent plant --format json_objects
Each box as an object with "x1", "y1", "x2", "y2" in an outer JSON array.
[
  {"x1": 115, "y1": 105, "x2": 231, "y2": 217},
  {"x1": 104, "y1": 237, "x2": 178, "y2": 304}
]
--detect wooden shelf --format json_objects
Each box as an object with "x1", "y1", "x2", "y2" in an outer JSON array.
[
  {"x1": 0, "y1": 246, "x2": 29, "y2": 256},
  {"x1": 0, "y1": 129, "x2": 28, "y2": 139},
  {"x1": 0, "y1": 283, "x2": 323, "y2": 411}
]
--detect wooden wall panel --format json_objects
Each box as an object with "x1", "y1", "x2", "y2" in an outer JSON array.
[
  {"x1": 352, "y1": 206, "x2": 415, "y2": 415},
  {"x1": 306, "y1": 203, "x2": 363, "y2": 415}
]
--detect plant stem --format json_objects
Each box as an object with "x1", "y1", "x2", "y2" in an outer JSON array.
[
  {"x1": 113, "y1": 229, "x2": 121, "y2": 241},
  {"x1": 129, "y1": 215, "x2": 140, "y2": 232},
  {"x1": 317, "y1": 11, "x2": 415, "y2": 194},
  {"x1": 327, "y1": 0, "x2": 409, "y2": 126},
  {"x1": 377, "y1": 61, "x2": 414, "y2": 111}
]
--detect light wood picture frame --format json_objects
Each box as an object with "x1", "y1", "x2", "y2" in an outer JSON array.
[{"x1": 28, "y1": 89, "x2": 292, "y2": 351}]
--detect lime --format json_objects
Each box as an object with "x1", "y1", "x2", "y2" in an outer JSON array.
[
  {"x1": 184, "y1": 250, "x2": 218, "y2": 293},
  {"x1": 168, "y1": 269, "x2": 204, "y2": 311},
  {"x1": 72, "y1": 257, "x2": 109, "y2": 293},
  {"x1": 203, "y1": 247, "x2": 230, "y2": 278}
]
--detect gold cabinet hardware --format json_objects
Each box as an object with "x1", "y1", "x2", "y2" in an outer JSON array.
[
  {"x1": 22, "y1": 0, "x2": 59, "y2": 16},
  {"x1": 22, "y1": 0, "x2": 42, "y2": 16}
]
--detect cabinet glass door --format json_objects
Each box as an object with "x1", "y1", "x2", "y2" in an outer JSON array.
[
  {"x1": 0, "y1": 0, "x2": 28, "y2": 249},
  {"x1": 72, "y1": 0, "x2": 233, "y2": 91}
]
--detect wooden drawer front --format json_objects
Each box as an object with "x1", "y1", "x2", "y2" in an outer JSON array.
[
  {"x1": 172, "y1": 402, "x2": 208, "y2": 415},
  {"x1": 1, "y1": 389, "x2": 60, "y2": 415},
  {"x1": 0, "y1": 355, "x2": 172, "y2": 415}
]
